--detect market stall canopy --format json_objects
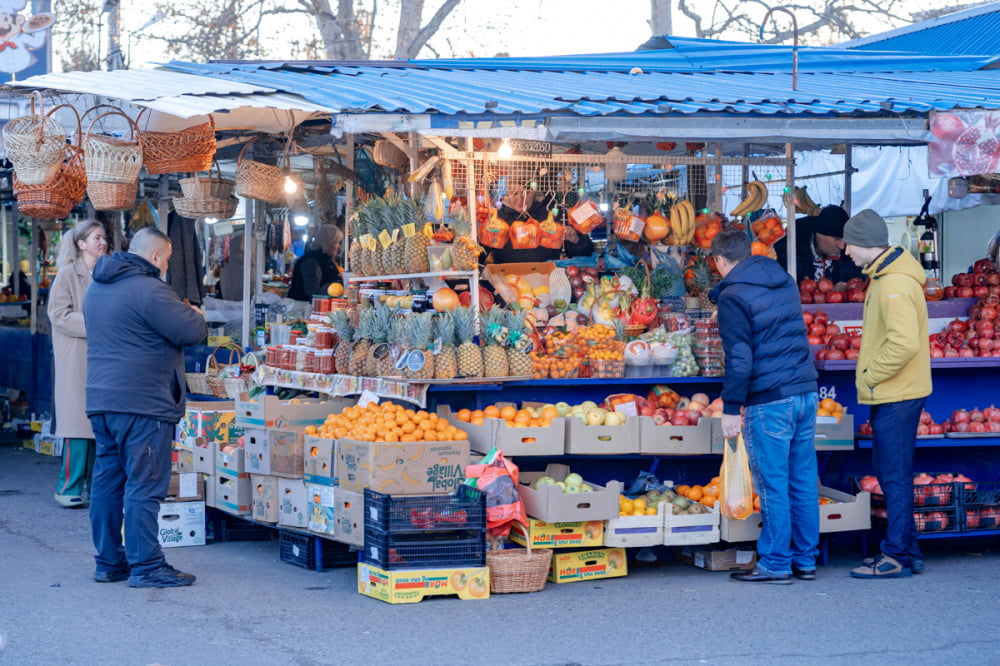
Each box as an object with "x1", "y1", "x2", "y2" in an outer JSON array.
[
  {"x1": 10, "y1": 68, "x2": 330, "y2": 133},
  {"x1": 841, "y1": 2, "x2": 1000, "y2": 56}
]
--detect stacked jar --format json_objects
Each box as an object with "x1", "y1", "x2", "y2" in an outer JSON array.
[{"x1": 692, "y1": 318, "x2": 724, "y2": 377}]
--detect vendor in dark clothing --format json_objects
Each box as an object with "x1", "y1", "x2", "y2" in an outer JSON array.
[
  {"x1": 774, "y1": 204, "x2": 865, "y2": 285},
  {"x1": 288, "y1": 225, "x2": 343, "y2": 301},
  {"x1": 488, "y1": 182, "x2": 594, "y2": 264}
]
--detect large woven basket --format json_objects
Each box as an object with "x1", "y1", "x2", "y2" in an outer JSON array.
[
  {"x1": 179, "y1": 161, "x2": 234, "y2": 200},
  {"x1": 185, "y1": 354, "x2": 218, "y2": 396},
  {"x1": 235, "y1": 137, "x2": 285, "y2": 203},
  {"x1": 486, "y1": 539, "x2": 552, "y2": 594},
  {"x1": 83, "y1": 107, "x2": 143, "y2": 184},
  {"x1": 372, "y1": 138, "x2": 408, "y2": 168},
  {"x1": 138, "y1": 110, "x2": 216, "y2": 175},
  {"x1": 3, "y1": 92, "x2": 67, "y2": 185},
  {"x1": 173, "y1": 194, "x2": 238, "y2": 220},
  {"x1": 13, "y1": 143, "x2": 87, "y2": 220},
  {"x1": 88, "y1": 180, "x2": 138, "y2": 212},
  {"x1": 205, "y1": 344, "x2": 245, "y2": 399}
]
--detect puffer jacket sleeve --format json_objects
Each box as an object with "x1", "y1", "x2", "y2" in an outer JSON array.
[
  {"x1": 861, "y1": 274, "x2": 921, "y2": 388},
  {"x1": 143, "y1": 279, "x2": 208, "y2": 347},
  {"x1": 47, "y1": 270, "x2": 86, "y2": 339},
  {"x1": 717, "y1": 290, "x2": 754, "y2": 415}
]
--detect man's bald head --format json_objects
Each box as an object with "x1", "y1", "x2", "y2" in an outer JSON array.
[{"x1": 130, "y1": 227, "x2": 172, "y2": 278}]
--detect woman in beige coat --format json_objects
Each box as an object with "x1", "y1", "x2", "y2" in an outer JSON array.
[{"x1": 48, "y1": 220, "x2": 107, "y2": 508}]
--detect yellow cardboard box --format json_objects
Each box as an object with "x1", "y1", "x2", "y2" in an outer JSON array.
[
  {"x1": 510, "y1": 519, "x2": 604, "y2": 549},
  {"x1": 357, "y1": 563, "x2": 490, "y2": 604},
  {"x1": 336, "y1": 439, "x2": 470, "y2": 496},
  {"x1": 548, "y1": 547, "x2": 627, "y2": 583}
]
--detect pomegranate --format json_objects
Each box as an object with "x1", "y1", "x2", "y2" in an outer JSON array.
[
  {"x1": 800, "y1": 291, "x2": 813, "y2": 304},
  {"x1": 948, "y1": 319, "x2": 969, "y2": 333},
  {"x1": 953, "y1": 408, "x2": 971, "y2": 423},
  {"x1": 944, "y1": 286, "x2": 958, "y2": 299},
  {"x1": 928, "y1": 423, "x2": 945, "y2": 435},
  {"x1": 845, "y1": 348, "x2": 860, "y2": 360},
  {"x1": 916, "y1": 423, "x2": 930, "y2": 436},
  {"x1": 966, "y1": 509, "x2": 981, "y2": 529},
  {"x1": 919, "y1": 411, "x2": 933, "y2": 425},
  {"x1": 958, "y1": 286, "x2": 975, "y2": 298},
  {"x1": 817, "y1": 278, "x2": 834, "y2": 293},
  {"x1": 829, "y1": 334, "x2": 851, "y2": 352},
  {"x1": 825, "y1": 349, "x2": 845, "y2": 360},
  {"x1": 970, "y1": 408, "x2": 985, "y2": 423},
  {"x1": 974, "y1": 259, "x2": 997, "y2": 273},
  {"x1": 930, "y1": 113, "x2": 966, "y2": 141},
  {"x1": 825, "y1": 323, "x2": 841, "y2": 336},
  {"x1": 802, "y1": 311, "x2": 814, "y2": 326},
  {"x1": 800, "y1": 278, "x2": 817, "y2": 293},
  {"x1": 825, "y1": 291, "x2": 844, "y2": 304},
  {"x1": 952, "y1": 117, "x2": 1000, "y2": 175},
  {"x1": 970, "y1": 422, "x2": 987, "y2": 433},
  {"x1": 858, "y1": 475, "x2": 880, "y2": 493},
  {"x1": 812, "y1": 311, "x2": 829, "y2": 325},
  {"x1": 812, "y1": 292, "x2": 826, "y2": 304},
  {"x1": 847, "y1": 277, "x2": 867, "y2": 291}
]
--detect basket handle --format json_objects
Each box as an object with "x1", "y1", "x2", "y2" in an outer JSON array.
[
  {"x1": 237, "y1": 136, "x2": 286, "y2": 164},
  {"x1": 84, "y1": 108, "x2": 140, "y2": 142},
  {"x1": 45, "y1": 104, "x2": 82, "y2": 146}
]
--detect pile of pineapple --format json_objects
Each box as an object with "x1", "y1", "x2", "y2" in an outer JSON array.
[
  {"x1": 348, "y1": 191, "x2": 480, "y2": 277},
  {"x1": 329, "y1": 304, "x2": 533, "y2": 380}
]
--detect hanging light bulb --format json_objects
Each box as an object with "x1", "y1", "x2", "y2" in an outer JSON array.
[
  {"x1": 293, "y1": 213, "x2": 310, "y2": 227},
  {"x1": 497, "y1": 138, "x2": 513, "y2": 159},
  {"x1": 284, "y1": 173, "x2": 298, "y2": 194},
  {"x1": 204, "y1": 217, "x2": 218, "y2": 225}
]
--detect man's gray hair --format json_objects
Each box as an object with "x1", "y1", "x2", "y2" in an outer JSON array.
[{"x1": 129, "y1": 227, "x2": 171, "y2": 260}]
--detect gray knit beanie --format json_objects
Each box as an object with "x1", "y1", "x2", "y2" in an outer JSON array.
[{"x1": 843, "y1": 209, "x2": 889, "y2": 248}]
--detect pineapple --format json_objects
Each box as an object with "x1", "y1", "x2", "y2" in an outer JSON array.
[
  {"x1": 330, "y1": 309, "x2": 354, "y2": 375},
  {"x1": 358, "y1": 197, "x2": 381, "y2": 277},
  {"x1": 365, "y1": 305, "x2": 393, "y2": 377},
  {"x1": 379, "y1": 316, "x2": 402, "y2": 378},
  {"x1": 401, "y1": 196, "x2": 430, "y2": 273},
  {"x1": 685, "y1": 253, "x2": 717, "y2": 310},
  {"x1": 403, "y1": 312, "x2": 435, "y2": 380},
  {"x1": 481, "y1": 306, "x2": 509, "y2": 378},
  {"x1": 384, "y1": 193, "x2": 407, "y2": 277},
  {"x1": 434, "y1": 311, "x2": 458, "y2": 380},
  {"x1": 450, "y1": 202, "x2": 481, "y2": 271},
  {"x1": 454, "y1": 305, "x2": 483, "y2": 378},
  {"x1": 505, "y1": 309, "x2": 533, "y2": 378},
  {"x1": 347, "y1": 200, "x2": 367, "y2": 275},
  {"x1": 350, "y1": 307, "x2": 374, "y2": 376}
]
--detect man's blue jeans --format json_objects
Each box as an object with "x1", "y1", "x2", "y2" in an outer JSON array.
[
  {"x1": 89, "y1": 413, "x2": 174, "y2": 577},
  {"x1": 742, "y1": 392, "x2": 820, "y2": 575},
  {"x1": 870, "y1": 397, "x2": 925, "y2": 567}
]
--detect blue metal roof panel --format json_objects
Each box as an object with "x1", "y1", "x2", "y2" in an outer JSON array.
[{"x1": 842, "y1": 3, "x2": 1000, "y2": 56}]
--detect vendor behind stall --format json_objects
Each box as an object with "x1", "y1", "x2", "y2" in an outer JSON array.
[
  {"x1": 488, "y1": 181, "x2": 594, "y2": 264},
  {"x1": 288, "y1": 224, "x2": 343, "y2": 301},
  {"x1": 774, "y1": 205, "x2": 864, "y2": 285}
]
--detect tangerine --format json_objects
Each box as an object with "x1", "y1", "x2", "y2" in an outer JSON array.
[
  {"x1": 483, "y1": 405, "x2": 501, "y2": 419},
  {"x1": 456, "y1": 409, "x2": 472, "y2": 422}
]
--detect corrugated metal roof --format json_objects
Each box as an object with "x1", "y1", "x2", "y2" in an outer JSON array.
[
  {"x1": 842, "y1": 2, "x2": 1000, "y2": 55},
  {"x1": 161, "y1": 58, "x2": 1000, "y2": 119}
]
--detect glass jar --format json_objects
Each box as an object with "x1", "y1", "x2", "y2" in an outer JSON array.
[
  {"x1": 312, "y1": 295, "x2": 332, "y2": 314},
  {"x1": 923, "y1": 277, "x2": 943, "y2": 301},
  {"x1": 317, "y1": 349, "x2": 335, "y2": 374},
  {"x1": 279, "y1": 345, "x2": 296, "y2": 371},
  {"x1": 265, "y1": 346, "x2": 280, "y2": 367},
  {"x1": 315, "y1": 327, "x2": 334, "y2": 350}
]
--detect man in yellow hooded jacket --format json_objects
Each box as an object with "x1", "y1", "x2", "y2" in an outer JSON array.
[{"x1": 842, "y1": 209, "x2": 932, "y2": 579}]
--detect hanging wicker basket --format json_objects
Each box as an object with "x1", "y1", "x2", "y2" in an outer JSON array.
[
  {"x1": 12, "y1": 106, "x2": 87, "y2": 220},
  {"x1": 235, "y1": 137, "x2": 285, "y2": 204},
  {"x1": 173, "y1": 194, "x2": 238, "y2": 220},
  {"x1": 205, "y1": 343, "x2": 245, "y2": 399},
  {"x1": 138, "y1": 109, "x2": 216, "y2": 175},
  {"x1": 485, "y1": 536, "x2": 552, "y2": 594},
  {"x1": 3, "y1": 92, "x2": 68, "y2": 186},
  {"x1": 83, "y1": 106, "x2": 143, "y2": 185},
  {"x1": 185, "y1": 354, "x2": 218, "y2": 396},
  {"x1": 88, "y1": 180, "x2": 138, "y2": 212},
  {"x1": 372, "y1": 139, "x2": 409, "y2": 168},
  {"x1": 179, "y1": 161, "x2": 234, "y2": 200}
]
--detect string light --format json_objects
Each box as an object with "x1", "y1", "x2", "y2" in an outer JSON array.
[
  {"x1": 284, "y1": 174, "x2": 298, "y2": 194},
  {"x1": 497, "y1": 138, "x2": 513, "y2": 159}
]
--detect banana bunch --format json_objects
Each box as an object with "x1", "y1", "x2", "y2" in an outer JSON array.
[
  {"x1": 730, "y1": 180, "x2": 769, "y2": 217},
  {"x1": 669, "y1": 198, "x2": 695, "y2": 245},
  {"x1": 794, "y1": 186, "x2": 822, "y2": 216}
]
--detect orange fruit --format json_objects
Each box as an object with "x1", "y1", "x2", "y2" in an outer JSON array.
[
  {"x1": 688, "y1": 485, "x2": 704, "y2": 501},
  {"x1": 700, "y1": 495, "x2": 716, "y2": 507},
  {"x1": 456, "y1": 409, "x2": 471, "y2": 422},
  {"x1": 540, "y1": 406, "x2": 559, "y2": 421},
  {"x1": 820, "y1": 398, "x2": 838, "y2": 412},
  {"x1": 499, "y1": 405, "x2": 517, "y2": 421},
  {"x1": 675, "y1": 484, "x2": 691, "y2": 498},
  {"x1": 483, "y1": 405, "x2": 501, "y2": 419},
  {"x1": 470, "y1": 416, "x2": 484, "y2": 426}
]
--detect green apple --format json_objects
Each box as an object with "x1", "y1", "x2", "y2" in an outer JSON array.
[
  {"x1": 585, "y1": 409, "x2": 606, "y2": 426},
  {"x1": 555, "y1": 481, "x2": 567, "y2": 492},
  {"x1": 671, "y1": 496, "x2": 690, "y2": 511},
  {"x1": 533, "y1": 476, "x2": 556, "y2": 490},
  {"x1": 564, "y1": 484, "x2": 580, "y2": 494},
  {"x1": 579, "y1": 400, "x2": 598, "y2": 412},
  {"x1": 564, "y1": 472, "x2": 584, "y2": 487},
  {"x1": 579, "y1": 484, "x2": 593, "y2": 493},
  {"x1": 554, "y1": 401, "x2": 571, "y2": 416},
  {"x1": 604, "y1": 411, "x2": 625, "y2": 426}
]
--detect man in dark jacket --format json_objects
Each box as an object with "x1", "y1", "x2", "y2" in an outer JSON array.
[
  {"x1": 710, "y1": 228, "x2": 820, "y2": 585},
  {"x1": 84, "y1": 227, "x2": 207, "y2": 588},
  {"x1": 288, "y1": 225, "x2": 342, "y2": 300},
  {"x1": 774, "y1": 205, "x2": 865, "y2": 285}
]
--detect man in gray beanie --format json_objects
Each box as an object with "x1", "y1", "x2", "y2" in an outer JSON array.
[{"x1": 843, "y1": 209, "x2": 932, "y2": 579}]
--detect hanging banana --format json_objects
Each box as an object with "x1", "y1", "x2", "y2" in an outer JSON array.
[
  {"x1": 441, "y1": 159, "x2": 454, "y2": 200},
  {"x1": 731, "y1": 180, "x2": 768, "y2": 217},
  {"x1": 794, "y1": 186, "x2": 822, "y2": 216},
  {"x1": 669, "y1": 201, "x2": 683, "y2": 246}
]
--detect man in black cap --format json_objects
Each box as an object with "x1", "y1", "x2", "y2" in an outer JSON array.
[{"x1": 774, "y1": 205, "x2": 865, "y2": 285}]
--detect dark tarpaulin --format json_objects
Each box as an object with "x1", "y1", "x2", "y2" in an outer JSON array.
[{"x1": 167, "y1": 211, "x2": 204, "y2": 305}]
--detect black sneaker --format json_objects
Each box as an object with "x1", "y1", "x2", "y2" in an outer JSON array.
[
  {"x1": 792, "y1": 566, "x2": 817, "y2": 581},
  {"x1": 93, "y1": 567, "x2": 131, "y2": 583},
  {"x1": 127, "y1": 565, "x2": 196, "y2": 588}
]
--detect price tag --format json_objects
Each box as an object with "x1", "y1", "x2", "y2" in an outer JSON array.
[
  {"x1": 614, "y1": 401, "x2": 638, "y2": 416},
  {"x1": 378, "y1": 229, "x2": 393, "y2": 249},
  {"x1": 372, "y1": 342, "x2": 390, "y2": 360},
  {"x1": 494, "y1": 325, "x2": 510, "y2": 345},
  {"x1": 390, "y1": 228, "x2": 400, "y2": 244},
  {"x1": 819, "y1": 386, "x2": 837, "y2": 401},
  {"x1": 402, "y1": 223, "x2": 416, "y2": 238},
  {"x1": 395, "y1": 349, "x2": 411, "y2": 371},
  {"x1": 357, "y1": 390, "x2": 380, "y2": 408},
  {"x1": 406, "y1": 350, "x2": 426, "y2": 372}
]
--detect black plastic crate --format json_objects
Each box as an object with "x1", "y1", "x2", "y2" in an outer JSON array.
[
  {"x1": 363, "y1": 527, "x2": 486, "y2": 569},
  {"x1": 959, "y1": 481, "x2": 1000, "y2": 532},
  {"x1": 208, "y1": 509, "x2": 277, "y2": 542},
  {"x1": 363, "y1": 485, "x2": 486, "y2": 534},
  {"x1": 856, "y1": 477, "x2": 959, "y2": 509},
  {"x1": 913, "y1": 506, "x2": 959, "y2": 533},
  {"x1": 280, "y1": 531, "x2": 357, "y2": 570}
]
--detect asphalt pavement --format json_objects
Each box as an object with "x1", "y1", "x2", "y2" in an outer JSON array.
[{"x1": 2, "y1": 434, "x2": 1000, "y2": 666}]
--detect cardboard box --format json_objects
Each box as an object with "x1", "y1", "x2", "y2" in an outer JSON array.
[
  {"x1": 483, "y1": 261, "x2": 557, "y2": 307},
  {"x1": 720, "y1": 511, "x2": 764, "y2": 543},
  {"x1": 548, "y1": 547, "x2": 627, "y2": 583},
  {"x1": 358, "y1": 563, "x2": 490, "y2": 604},
  {"x1": 179, "y1": 401, "x2": 241, "y2": 445},
  {"x1": 663, "y1": 505, "x2": 720, "y2": 546},
  {"x1": 814, "y1": 414, "x2": 856, "y2": 451},
  {"x1": 603, "y1": 512, "x2": 663, "y2": 548},
  {"x1": 166, "y1": 472, "x2": 205, "y2": 501},
  {"x1": 244, "y1": 429, "x2": 272, "y2": 475},
  {"x1": 268, "y1": 427, "x2": 306, "y2": 478},
  {"x1": 511, "y1": 519, "x2": 604, "y2": 549},
  {"x1": 172, "y1": 447, "x2": 195, "y2": 473},
  {"x1": 204, "y1": 472, "x2": 216, "y2": 509},
  {"x1": 334, "y1": 488, "x2": 365, "y2": 546},
  {"x1": 157, "y1": 501, "x2": 206, "y2": 548},
  {"x1": 217, "y1": 444, "x2": 246, "y2": 479},
  {"x1": 820, "y1": 484, "x2": 871, "y2": 533},
  {"x1": 517, "y1": 464, "x2": 622, "y2": 523},
  {"x1": 639, "y1": 416, "x2": 720, "y2": 455},
  {"x1": 192, "y1": 438, "x2": 216, "y2": 475},
  {"x1": 564, "y1": 417, "x2": 640, "y2": 455},
  {"x1": 277, "y1": 478, "x2": 309, "y2": 529},
  {"x1": 676, "y1": 546, "x2": 756, "y2": 571},
  {"x1": 306, "y1": 483, "x2": 336, "y2": 536},
  {"x1": 235, "y1": 393, "x2": 345, "y2": 429},
  {"x1": 437, "y1": 406, "x2": 566, "y2": 456},
  {"x1": 336, "y1": 439, "x2": 470, "y2": 496},
  {"x1": 216, "y1": 474, "x2": 252, "y2": 515},
  {"x1": 251, "y1": 474, "x2": 279, "y2": 523},
  {"x1": 304, "y1": 435, "x2": 336, "y2": 486}
]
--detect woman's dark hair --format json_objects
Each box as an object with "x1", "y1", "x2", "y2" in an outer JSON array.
[{"x1": 710, "y1": 227, "x2": 752, "y2": 263}]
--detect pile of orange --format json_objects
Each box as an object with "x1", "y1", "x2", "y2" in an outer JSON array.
[
  {"x1": 454, "y1": 403, "x2": 560, "y2": 428},
  {"x1": 304, "y1": 401, "x2": 467, "y2": 443},
  {"x1": 817, "y1": 397, "x2": 845, "y2": 422},
  {"x1": 675, "y1": 476, "x2": 763, "y2": 512},
  {"x1": 619, "y1": 495, "x2": 659, "y2": 517}
]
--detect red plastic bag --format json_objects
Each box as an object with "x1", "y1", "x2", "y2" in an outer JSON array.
[
  {"x1": 465, "y1": 448, "x2": 527, "y2": 536},
  {"x1": 719, "y1": 434, "x2": 754, "y2": 520}
]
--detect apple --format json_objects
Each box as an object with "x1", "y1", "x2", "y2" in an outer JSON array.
[
  {"x1": 564, "y1": 473, "x2": 584, "y2": 487},
  {"x1": 533, "y1": 476, "x2": 556, "y2": 490},
  {"x1": 564, "y1": 484, "x2": 581, "y2": 494},
  {"x1": 605, "y1": 411, "x2": 626, "y2": 426},
  {"x1": 579, "y1": 400, "x2": 598, "y2": 412},
  {"x1": 554, "y1": 401, "x2": 572, "y2": 417},
  {"x1": 579, "y1": 484, "x2": 594, "y2": 493},
  {"x1": 585, "y1": 409, "x2": 606, "y2": 426},
  {"x1": 555, "y1": 481, "x2": 567, "y2": 491}
]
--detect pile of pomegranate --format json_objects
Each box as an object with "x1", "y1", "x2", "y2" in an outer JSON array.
[
  {"x1": 931, "y1": 297, "x2": 1000, "y2": 358},
  {"x1": 858, "y1": 472, "x2": 980, "y2": 532},
  {"x1": 858, "y1": 407, "x2": 1000, "y2": 437},
  {"x1": 943, "y1": 259, "x2": 1000, "y2": 300},
  {"x1": 799, "y1": 276, "x2": 867, "y2": 304},
  {"x1": 804, "y1": 310, "x2": 862, "y2": 360}
]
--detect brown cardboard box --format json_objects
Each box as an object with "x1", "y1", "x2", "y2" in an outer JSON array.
[
  {"x1": 192, "y1": 438, "x2": 216, "y2": 475},
  {"x1": 335, "y1": 439, "x2": 470, "y2": 496},
  {"x1": 277, "y1": 478, "x2": 309, "y2": 529},
  {"x1": 333, "y1": 488, "x2": 365, "y2": 546},
  {"x1": 483, "y1": 262, "x2": 557, "y2": 307},
  {"x1": 216, "y1": 474, "x2": 252, "y2": 515},
  {"x1": 245, "y1": 427, "x2": 306, "y2": 478},
  {"x1": 303, "y1": 435, "x2": 336, "y2": 486},
  {"x1": 639, "y1": 416, "x2": 720, "y2": 455},
  {"x1": 235, "y1": 394, "x2": 348, "y2": 429},
  {"x1": 676, "y1": 546, "x2": 757, "y2": 571},
  {"x1": 251, "y1": 474, "x2": 279, "y2": 523},
  {"x1": 166, "y1": 472, "x2": 204, "y2": 501},
  {"x1": 517, "y1": 464, "x2": 622, "y2": 523}
]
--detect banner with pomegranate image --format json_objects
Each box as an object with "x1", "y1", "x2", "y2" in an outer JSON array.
[{"x1": 928, "y1": 110, "x2": 1000, "y2": 178}]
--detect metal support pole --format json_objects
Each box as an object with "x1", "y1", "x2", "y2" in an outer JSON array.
[
  {"x1": 843, "y1": 143, "x2": 854, "y2": 214},
  {"x1": 29, "y1": 219, "x2": 37, "y2": 334},
  {"x1": 785, "y1": 142, "x2": 796, "y2": 282},
  {"x1": 760, "y1": 7, "x2": 799, "y2": 91},
  {"x1": 344, "y1": 134, "x2": 354, "y2": 273},
  {"x1": 242, "y1": 199, "x2": 254, "y2": 349}
]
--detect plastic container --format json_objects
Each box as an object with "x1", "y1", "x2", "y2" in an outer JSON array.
[
  {"x1": 279, "y1": 531, "x2": 356, "y2": 570},
  {"x1": 625, "y1": 359, "x2": 654, "y2": 378}
]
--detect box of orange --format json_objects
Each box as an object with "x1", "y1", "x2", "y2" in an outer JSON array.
[
  {"x1": 357, "y1": 563, "x2": 490, "y2": 604},
  {"x1": 437, "y1": 405, "x2": 565, "y2": 456},
  {"x1": 547, "y1": 547, "x2": 627, "y2": 584}
]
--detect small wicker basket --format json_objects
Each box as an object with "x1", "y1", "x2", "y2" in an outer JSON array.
[
  {"x1": 83, "y1": 106, "x2": 143, "y2": 185},
  {"x1": 235, "y1": 137, "x2": 285, "y2": 204},
  {"x1": 3, "y1": 92, "x2": 68, "y2": 186},
  {"x1": 372, "y1": 138, "x2": 409, "y2": 168},
  {"x1": 173, "y1": 194, "x2": 239, "y2": 220},
  {"x1": 138, "y1": 109, "x2": 216, "y2": 175},
  {"x1": 13, "y1": 142, "x2": 87, "y2": 220},
  {"x1": 179, "y1": 161, "x2": 234, "y2": 200},
  {"x1": 87, "y1": 180, "x2": 137, "y2": 212},
  {"x1": 185, "y1": 354, "x2": 218, "y2": 396},
  {"x1": 204, "y1": 344, "x2": 244, "y2": 399},
  {"x1": 486, "y1": 537, "x2": 553, "y2": 594}
]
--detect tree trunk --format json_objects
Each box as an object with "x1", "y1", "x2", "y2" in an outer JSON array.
[
  {"x1": 649, "y1": 0, "x2": 672, "y2": 36},
  {"x1": 395, "y1": 0, "x2": 424, "y2": 60},
  {"x1": 396, "y1": 0, "x2": 460, "y2": 60},
  {"x1": 306, "y1": 0, "x2": 366, "y2": 60}
]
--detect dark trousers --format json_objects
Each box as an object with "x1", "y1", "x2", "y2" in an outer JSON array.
[
  {"x1": 89, "y1": 413, "x2": 173, "y2": 576},
  {"x1": 870, "y1": 397, "x2": 926, "y2": 567}
]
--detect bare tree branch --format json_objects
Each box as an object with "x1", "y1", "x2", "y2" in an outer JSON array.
[{"x1": 402, "y1": 0, "x2": 460, "y2": 59}]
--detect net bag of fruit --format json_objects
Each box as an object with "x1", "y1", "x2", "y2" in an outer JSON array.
[{"x1": 464, "y1": 447, "x2": 527, "y2": 537}]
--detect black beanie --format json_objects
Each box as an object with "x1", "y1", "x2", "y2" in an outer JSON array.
[{"x1": 811, "y1": 205, "x2": 849, "y2": 237}]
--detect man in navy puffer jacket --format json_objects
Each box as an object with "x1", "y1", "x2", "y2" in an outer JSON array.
[
  {"x1": 85, "y1": 227, "x2": 207, "y2": 588},
  {"x1": 709, "y1": 228, "x2": 820, "y2": 584}
]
